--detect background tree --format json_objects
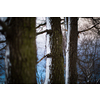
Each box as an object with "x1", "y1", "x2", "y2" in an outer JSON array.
[
  {"x1": 77, "y1": 17, "x2": 100, "y2": 84},
  {"x1": 77, "y1": 36, "x2": 100, "y2": 83}
]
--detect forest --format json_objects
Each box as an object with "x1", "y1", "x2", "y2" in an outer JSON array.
[{"x1": 0, "y1": 17, "x2": 100, "y2": 84}]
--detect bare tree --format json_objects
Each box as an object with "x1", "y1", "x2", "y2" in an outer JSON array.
[{"x1": 77, "y1": 35, "x2": 100, "y2": 84}]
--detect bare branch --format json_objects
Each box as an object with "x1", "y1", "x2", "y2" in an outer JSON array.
[
  {"x1": 0, "y1": 56, "x2": 4, "y2": 59},
  {"x1": 78, "y1": 22, "x2": 100, "y2": 33},
  {"x1": 77, "y1": 58, "x2": 91, "y2": 63},
  {"x1": 5, "y1": 17, "x2": 10, "y2": 23},
  {"x1": 36, "y1": 29, "x2": 52, "y2": 36},
  {"x1": 0, "y1": 30, "x2": 5, "y2": 35},
  {"x1": 60, "y1": 19, "x2": 64, "y2": 21},
  {"x1": 0, "y1": 45, "x2": 6, "y2": 51},
  {"x1": 61, "y1": 22, "x2": 64, "y2": 24},
  {"x1": 37, "y1": 55, "x2": 47, "y2": 64},
  {"x1": 37, "y1": 53, "x2": 52, "y2": 64},
  {"x1": 0, "y1": 19, "x2": 9, "y2": 32},
  {"x1": 0, "y1": 40, "x2": 6, "y2": 43},
  {"x1": 77, "y1": 61, "x2": 86, "y2": 76},
  {"x1": 36, "y1": 22, "x2": 46, "y2": 29}
]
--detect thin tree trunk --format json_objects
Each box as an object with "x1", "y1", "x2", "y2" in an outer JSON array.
[
  {"x1": 44, "y1": 17, "x2": 51, "y2": 84},
  {"x1": 65, "y1": 17, "x2": 70, "y2": 84},
  {"x1": 49, "y1": 17, "x2": 65, "y2": 84},
  {"x1": 7, "y1": 17, "x2": 37, "y2": 84},
  {"x1": 69, "y1": 17, "x2": 78, "y2": 84}
]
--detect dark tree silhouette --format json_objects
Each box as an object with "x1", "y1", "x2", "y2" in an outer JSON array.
[
  {"x1": 0, "y1": 17, "x2": 37, "y2": 83},
  {"x1": 68, "y1": 17, "x2": 78, "y2": 84}
]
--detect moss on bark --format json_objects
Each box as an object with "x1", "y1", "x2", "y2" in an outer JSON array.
[
  {"x1": 7, "y1": 17, "x2": 37, "y2": 84},
  {"x1": 49, "y1": 17, "x2": 65, "y2": 84}
]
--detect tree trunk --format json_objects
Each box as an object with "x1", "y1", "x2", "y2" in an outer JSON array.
[
  {"x1": 69, "y1": 17, "x2": 78, "y2": 84},
  {"x1": 7, "y1": 17, "x2": 37, "y2": 84},
  {"x1": 49, "y1": 17, "x2": 65, "y2": 84},
  {"x1": 65, "y1": 17, "x2": 69, "y2": 84},
  {"x1": 44, "y1": 17, "x2": 52, "y2": 84}
]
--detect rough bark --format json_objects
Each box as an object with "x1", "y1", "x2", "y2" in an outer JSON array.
[
  {"x1": 49, "y1": 17, "x2": 65, "y2": 84},
  {"x1": 69, "y1": 17, "x2": 78, "y2": 84},
  {"x1": 7, "y1": 17, "x2": 37, "y2": 84}
]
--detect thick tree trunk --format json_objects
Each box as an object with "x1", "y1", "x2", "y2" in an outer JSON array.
[
  {"x1": 49, "y1": 17, "x2": 65, "y2": 84},
  {"x1": 69, "y1": 17, "x2": 78, "y2": 84},
  {"x1": 7, "y1": 18, "x2": 37, "y2": 83}
]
